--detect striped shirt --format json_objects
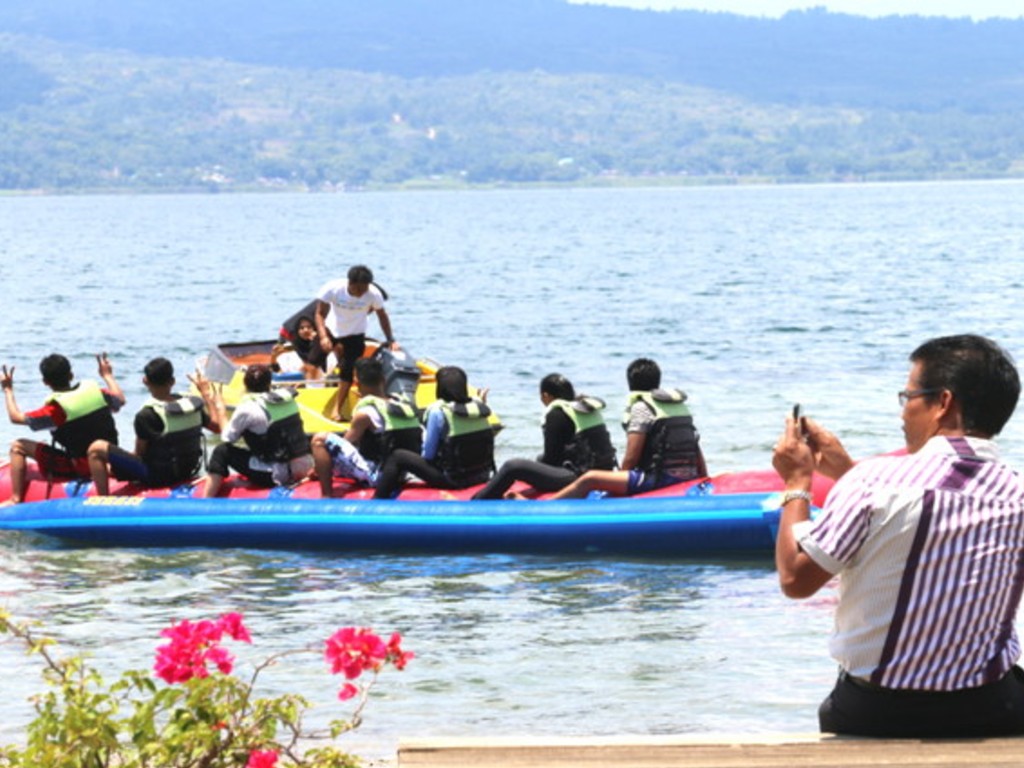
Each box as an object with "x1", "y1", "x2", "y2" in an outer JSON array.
[{"x1": 794, "y1": 435, "x2": 1024, "y2": 691}]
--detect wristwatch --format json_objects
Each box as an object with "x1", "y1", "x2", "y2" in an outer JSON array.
[{"x1": 781, "y1": 490, "x2": 813, "y2": 506}]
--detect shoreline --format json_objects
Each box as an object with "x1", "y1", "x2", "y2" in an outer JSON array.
[{"x1": 2, "y1": 171, "x2": 1024, "y2": 197}]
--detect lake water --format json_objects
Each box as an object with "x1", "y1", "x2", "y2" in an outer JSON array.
[{"x1": 0, "y1": 181, "x2": 1023, "y2": 759}]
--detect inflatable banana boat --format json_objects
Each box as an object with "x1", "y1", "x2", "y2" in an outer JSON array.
[{"x1": 0, "y1": 463, "x2": 833, "y2": 556}]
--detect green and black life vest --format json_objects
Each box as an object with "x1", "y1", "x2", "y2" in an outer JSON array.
[
  {"x1": 623, "y1": 388, "x2": 702, "y2": 482},
  {"x1": 352, "y1": 394, "x2": 422, "y2": 464},
  {"x1": 241, "y1": 390, "x2": 310, "y2": 463},
  {"x1": 47, "y1": 381, "x2": 118, "y2": 458},
  {"x1": 435, "y1": 399, "x2": 495, "y2": 486},
  {"x1": 545, "y1": 395, "x2": 617, "y2": 474},
  {"x1": 142, "y1": 395, "x2": 205, "y2": 484}
]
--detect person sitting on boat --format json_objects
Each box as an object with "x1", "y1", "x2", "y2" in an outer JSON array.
[
  {"x1": 373, "y1": 366, "x2": 494, "y2": 499},
  {"x1": 1, "y1": 353, "x2": 125, "y2": 506},
  {"x1": 86, "y1": 357, "x2": 224, "y2": 495},
  {"x1": 314, "y1": 264, "x2": 397, "y2": 422},
  {"x1": 271, "y1": 314, "x2": 329, "y2": 381},
  {"x1": 310, "y1": 356, "x2": 422, "y2": 497},
  {"x1": 543, "y1": 357, "x2": 707, "y2": 500},
  {"x1": 200, "y1": 363, "x2": 313, "y2": 497},
  {"x1": 472, "y1": 373, "x2": 617, "y2": 500}
]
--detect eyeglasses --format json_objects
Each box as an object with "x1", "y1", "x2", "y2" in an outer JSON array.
[{"x1": 898, "y1": 388, "x2": 942, "y2": 407}]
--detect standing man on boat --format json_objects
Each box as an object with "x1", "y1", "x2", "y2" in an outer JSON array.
[
  {"x1": 200, "y1": 363, "x2": 313, "y2": 498},
  {"x1": 1, "y1": 353, "x2": 125, "y2": 506},
  {"x1": 86, "y1": 357, "x2": 224, "y2": 494},
  {"x1": 310, "y1": 356, "x2": 422, "y2": 497},
  {"x1": 314, "y1": 265, "x2": 396, "y2": 422},
  {"x1": 772, "y1": 334, "x2": 1024, "y2": 737}
]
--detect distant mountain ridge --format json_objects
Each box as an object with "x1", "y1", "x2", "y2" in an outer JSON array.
[
  {"x1": 2, "y1": 1, "x2": 1024, "y2": 191},
  {"x1": 2, "y1": 0, "x2": 1024, "y2": 110}
]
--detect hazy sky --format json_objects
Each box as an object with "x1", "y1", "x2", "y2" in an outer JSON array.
[{"x1": 570, "y1": 0, "x2": 1024, "y2": 19}]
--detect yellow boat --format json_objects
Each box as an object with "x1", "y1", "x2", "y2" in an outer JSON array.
[{"x1": 195, "y1": 339, "x2": 497, "y2": 434}]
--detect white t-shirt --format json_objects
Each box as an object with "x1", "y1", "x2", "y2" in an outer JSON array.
[
  {"x1": 223, "y1": 396, "x2": 314, "y2": 485},
  {"x1": 625, "y1": 399, "x2": 657, "y2": 434},
  {"x1": 316, "y1": 279, "x2": 385, "y2": 337}
]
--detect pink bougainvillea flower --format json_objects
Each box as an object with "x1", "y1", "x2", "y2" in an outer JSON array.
[
  {"x1": 154, "y1": 620, "x2": 218, "y2": 684},
  {"x1": 324, "y1": 627, "x2": 388, "y2": 680},
  {"x1": 386, "y1": 632, "x2": 414, "y2": 670},
  {"x1": 217, "y1": 612, "x2": 252, "y2": 643},
  {"x1": 324, "y1": 626, "x2": 412, "y2": 700},
  {"x1": 203, "y1": 644, "x2": 235, "y2": 676},
  {"x1": 153, "y1": 612, "x2": 251, "y2": 684},
  {"x1": 337, "y1": 682, "x2": 359, "y2": 701},
  {"x1": 245, "y1": 749, "x2": 279, "y2": 768}
]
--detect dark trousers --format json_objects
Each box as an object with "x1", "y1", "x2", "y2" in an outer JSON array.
[
  {"x1": 373, "y1": 449, "x2": 455, "y2": 499},
  {"x1": 472, "y1": 458, "x2": 576, "y2": 499},
  {"x1": 207, "y1": 443, "x2": 274, "y2": 487},
  {"x1": 820, "y1": 668, "x2": 1024, "y2": 738},
  {"x1": 374, "y1": 448, "x2": 494, "y2": 499}
]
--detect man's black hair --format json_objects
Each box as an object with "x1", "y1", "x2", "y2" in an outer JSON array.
[
  {"x1": 355, "y1": 357, "x2": 385, "y2": 388},
  {"x1": 39, "y1": 354, "x2": 72, "y2": 388},
  {"x1": 626, "y1": 358, "x2": 661, "y2": 392},
  {"x1": 348, "y1": 265, "x2": 374, "y2": 284},
  {"x1": 243, "y1": 364, "x2": 274, "y2": 393},
  {"x1": 911, "y1": 334, "x2": 1020, "y2": 437},
  {"x1": 143, "y1": 357, "x2": 174, "y2": 387}
]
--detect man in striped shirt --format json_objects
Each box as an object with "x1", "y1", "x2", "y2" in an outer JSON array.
[{"x1": 772, "y1": 334, "x2": 1024, "y2": 737}]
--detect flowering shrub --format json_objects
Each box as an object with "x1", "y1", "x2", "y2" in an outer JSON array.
[
  {"x1": 325, "y1": 627, "x2": 413, "y2": 702},
  {"x1": 0, "y1": 609, "x2": 412, "y2": 767},
  {"x1": 153, "y1": 612, "x2": 253, "y2": 683}
]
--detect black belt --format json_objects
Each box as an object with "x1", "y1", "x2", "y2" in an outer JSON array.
[
  {"x1": 838, "y1": 669, "x2": 1017, "y2": 697},
  {"x1": 839, "y1": 670, "x2": 888, "y2": 692}
]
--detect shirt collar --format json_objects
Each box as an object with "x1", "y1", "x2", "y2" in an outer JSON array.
[{"x1": 919, "y1": 434, "x2": 1000, "y2": 463}]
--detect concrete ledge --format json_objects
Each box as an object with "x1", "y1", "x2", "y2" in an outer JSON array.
[{"x1": 397, "y1": 733, "x2": 1024, "y2": 767}]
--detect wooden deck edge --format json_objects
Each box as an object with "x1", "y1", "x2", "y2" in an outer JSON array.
[{"x1": 397, "y1": 732, "x2": 1024, "y2": 767}]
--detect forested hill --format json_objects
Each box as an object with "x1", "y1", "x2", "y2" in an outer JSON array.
[
  {"x1": 3, "y1": 0, "x2": 1024, "y2": 109},
  {"x1": 2, "y1": 1, "x2": 1024, "y2": 192}
]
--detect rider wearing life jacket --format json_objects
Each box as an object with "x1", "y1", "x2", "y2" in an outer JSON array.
[
  {"x1": 86, "y1": 357, "x2": 224, "y2": 494},
  {"x1": 473, "y1": 373, "x2": 618, "y2": 499},
  {"x1": 546, "y1": 358, "x2": 708, "y2": 500},
  {"x1": 549, "y1": 394, "x2": 617, "y2": 474},
  {"x1": 2, "y1": 353, "x2": 125, "y2": 505},
  {"x1": 311, "y1": 356, "x2": 423, "y2": 496},
  {"x1": 433, "y1": 397, "x2": 495, "y2": 485},
  {"x1": 623, "y1": 388, "x2": 704, "y2": 484},
  {"x1": 373, "y1": 365, "x2": 495, "y2": 499},
  {"x1": 201, "y1": 363, "x2": 313, "y2": 497},
  {"x1": 352, "y1": 393, "x2": 422, "y2": 462}
]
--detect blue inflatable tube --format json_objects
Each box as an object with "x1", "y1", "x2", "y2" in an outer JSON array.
[{"x1": 0, "y1": 493, "x2": 787, "y2": 556}]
